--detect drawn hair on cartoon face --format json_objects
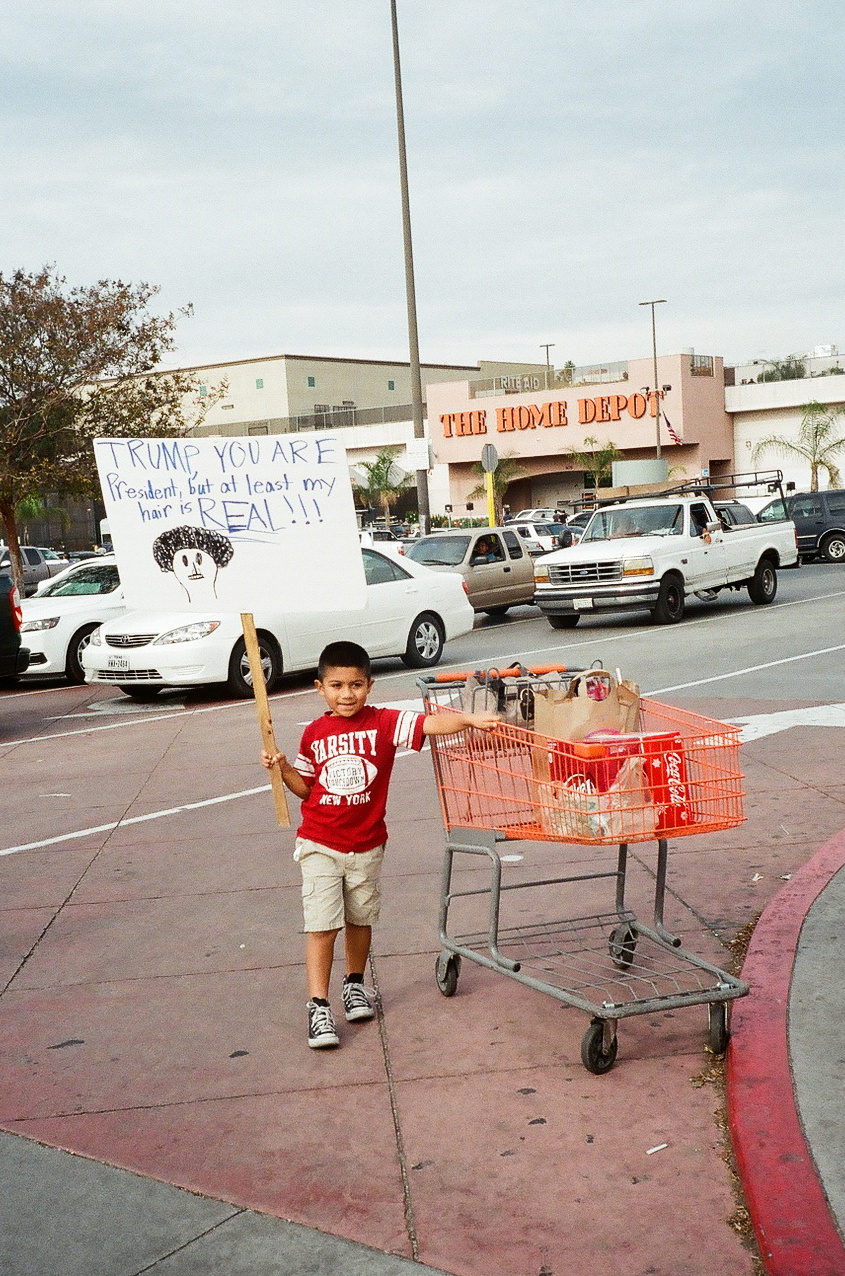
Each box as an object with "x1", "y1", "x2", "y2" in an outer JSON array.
[{"x1": 152, "y1": 525, "x2": 234, "y2": 604}]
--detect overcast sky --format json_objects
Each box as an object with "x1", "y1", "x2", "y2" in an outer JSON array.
[{"x1": 2, "y1": 1, "x2": 842, "y2": 373}]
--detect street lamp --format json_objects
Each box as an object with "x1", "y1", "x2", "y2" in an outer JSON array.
[
  {"x1": 638, "y1": 298, "x2": 666, "y2": 460},
  {"x1": 540, "y1": 343, "x2": 555, "y2": 391},
  {"x1": 389, "y1": 0, "x2": 430, "y2": 533}
]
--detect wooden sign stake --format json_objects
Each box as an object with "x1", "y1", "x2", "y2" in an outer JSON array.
[{"x1": 240, "y1": 612, "x2": 291, "y2": 827}]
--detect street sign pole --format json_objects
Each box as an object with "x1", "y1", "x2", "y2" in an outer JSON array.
[{"x1": 480, "y1": 443, "x2": 498, "y2": 528}]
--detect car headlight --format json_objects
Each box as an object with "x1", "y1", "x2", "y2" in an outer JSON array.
[
  {"x1": 154, "y1": 621, "x2": 222, "y2": 645},
  {"x1": 21, "y1": 617, "x2": 60, "y2": 632},
  {"x1": 534, "y1": 564, "x2": 549, "y2": 584},
  {"x1": 88, "y1": 627, "x2": 103, "y2": 646},
  {"x1": 622, "y1": 556, "x2": 654, "y2": 577}
]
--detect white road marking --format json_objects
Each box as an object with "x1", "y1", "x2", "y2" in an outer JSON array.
[
  {"x1": 646, "y1": 643, "x2": 845, "y2": 698},
  {"x1": 0, "y1": 785, "x2": 272, "y2": 857},
  {"x1": 730, "y1": 703, "x2": 845, "y2": 741}
]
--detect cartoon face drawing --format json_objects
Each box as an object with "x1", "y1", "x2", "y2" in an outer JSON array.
[{"x1": 152, "y1": 526, "x2": 234, "y2": 604}]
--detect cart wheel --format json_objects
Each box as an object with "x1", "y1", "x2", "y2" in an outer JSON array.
[
  {"x1": 581, "y1": 1019, "x2": 619, "y2": 1075},
  {"x1": 707, "y1": 1002, "x2": 729, "y2": 1055},
  {"x1": 435, "y1": 952, "x2": 461, "y2": 997},
  {"x1": 608, "y1": 924, "x2": 637, "y2": 970}
]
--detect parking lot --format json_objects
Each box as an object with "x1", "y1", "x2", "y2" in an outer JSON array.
[{"x1": 2, "y1": 562, "x2": 845, "y2": 1275}]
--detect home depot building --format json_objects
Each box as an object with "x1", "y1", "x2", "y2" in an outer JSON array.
[{"x1": 427, "y1": 352, "x2": 734, "y2": 514}]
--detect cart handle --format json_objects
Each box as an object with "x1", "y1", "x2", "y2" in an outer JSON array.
[{"x1": 433, "y1": 663, "x2": 572, "y2": 682}]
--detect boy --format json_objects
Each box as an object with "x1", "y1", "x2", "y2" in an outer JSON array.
[{"x1": 262, "y1": 639, "x2": 498, "y2": 1049}]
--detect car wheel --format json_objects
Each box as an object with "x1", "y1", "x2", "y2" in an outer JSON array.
[
  {"x1": 747, "y1": 557, "x2": 778, "y2": 605},
  {"x1": 820, "y1": 533, "x2": 845, "y2": 563},
  {"x1": 651, "y1": 574, "x2": 685, "y2": 624},
  {"x1": 401, "y1": 613, "x2": 444, "y2": 668},
  {"x1": 65, "y1": 623, "x2": 100, "y2": 684},
  {"x1": 227, "y1": 634, "x2": 282, "y2": 698},
  {"x1": 120, "y1": 685, "x2": 163, "y2": 700},
  {"x1": 547, "y1": 614, "x2": 580, "y2": 629},
  {"x1": 483, "y1": 606, "x2": 510, "y2": 618}
]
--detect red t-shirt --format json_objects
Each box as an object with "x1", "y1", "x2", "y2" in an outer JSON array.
[{"x1": 294, "y1": 705, "x2": 426, "y2": 853}]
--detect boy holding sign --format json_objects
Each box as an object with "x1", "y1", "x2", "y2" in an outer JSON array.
[{"x1": 263, "y1": 640, "x2": 498, "y2": 1049}]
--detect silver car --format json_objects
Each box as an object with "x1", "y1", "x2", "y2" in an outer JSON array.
[{"x1": 405, "y1": 527, "x2": 536, "y2": 616}]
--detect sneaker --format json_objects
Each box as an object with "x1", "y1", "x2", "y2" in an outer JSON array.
[
  {"x1": 342, "y1": 979, "x2": 375, "y2": 1023},
  {"x1": 307, "y1": 1000, "x2": 339, "y2": 1048}
]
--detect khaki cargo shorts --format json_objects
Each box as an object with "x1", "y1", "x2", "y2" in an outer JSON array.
[{"x1": 295, "y1": 837, "x2": 385, "y2": 933}]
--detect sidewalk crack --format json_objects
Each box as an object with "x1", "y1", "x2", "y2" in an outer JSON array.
[
  {"x1": 129, "y1": 1208, "x2": 244, "y2": 1274},
  {"x1": 369, "y1": 953, "x2": 419, "y2": 1262}
]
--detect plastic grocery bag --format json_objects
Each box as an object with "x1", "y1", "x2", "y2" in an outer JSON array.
[{"x1": 536, "y1": 755, "x2": 657, "y2": 842}]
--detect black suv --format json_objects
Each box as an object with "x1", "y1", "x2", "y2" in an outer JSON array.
[
  {"x1": 1, "y1": 576, "x2": 30, "y2": 680},
  {"x1": 758, "y1": 489, "x2": 845, "y2": 562}
]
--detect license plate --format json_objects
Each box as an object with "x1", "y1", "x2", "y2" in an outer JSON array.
[
  {"x1": 573, "y1": 598, "x2": 594, "y2": 611},
  {"x1": 106, "y1": 654, "x2": 130, "y2": 672}
]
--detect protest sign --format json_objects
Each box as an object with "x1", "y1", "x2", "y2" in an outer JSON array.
[{"x1": 93, "y1": 433, "x2": 366, "y2": 612}]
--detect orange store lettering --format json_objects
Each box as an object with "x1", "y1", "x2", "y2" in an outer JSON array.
[{"x1": 440, "y1": 392, "x2": 661, "y2": 438}]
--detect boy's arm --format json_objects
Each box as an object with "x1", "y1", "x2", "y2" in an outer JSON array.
[
  {"x1": 261, "y1": 750, "x2": 312, "y2": 799},
  {"x1": 422, "y1": 710, "x2": 499, "y2": 737}
]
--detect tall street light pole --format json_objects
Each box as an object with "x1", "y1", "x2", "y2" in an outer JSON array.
[
  {"x1": 540, "y1": 343, "x2": 555, "y2": 390},
  {"x1": 390, "y1": 0, "x2": 430, "y2": 533},
  {"x1": 638, "y1": 298, "x2": 666, "y2": 460}
]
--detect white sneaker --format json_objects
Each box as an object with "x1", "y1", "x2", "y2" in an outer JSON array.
[
  {"x1": 342, "y1": 979, "x2": 375, "y2": 1022},
  {"x1": 307, "y1": 1000, "x2": 339, "y2": 1048}
]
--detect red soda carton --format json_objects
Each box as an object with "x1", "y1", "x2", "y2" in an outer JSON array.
[{"x1": 585, "y1": 730, "x2": 692, "y2": 832}]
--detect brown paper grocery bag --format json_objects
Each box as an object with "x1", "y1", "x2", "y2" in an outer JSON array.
[{"x1": 533, "y1": 670, "x2": 640, "y2": 743}]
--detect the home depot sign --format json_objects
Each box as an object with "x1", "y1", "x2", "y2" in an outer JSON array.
[{"x1": 440, "y1": 391, "x2": 662, "y2": 438}]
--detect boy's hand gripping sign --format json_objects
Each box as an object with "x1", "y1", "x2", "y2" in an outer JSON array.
[{"x1": 95, "y1": 433, "x2": 368, "y2": 828}]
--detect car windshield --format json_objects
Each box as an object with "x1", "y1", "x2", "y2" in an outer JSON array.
[
  {"x1": 39, "y1": 564, "x2": 120, "y2": 596},
  {"x1": 757, "y1": 498, "x2": 788, "y2": 522},
  {"x1": 534, "y1": 522, "x2": 566, "y2": 535},
  {"x1": 582, "y1": 505, "x2": 684, "y2": 541},
  {"x1": 406, "y1": 535, "x2": 470, "y2": 566}
]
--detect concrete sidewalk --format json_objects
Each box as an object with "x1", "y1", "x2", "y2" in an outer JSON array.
[{"x1": 2, "y1": 695, "x2": 845, "y2": 1274}]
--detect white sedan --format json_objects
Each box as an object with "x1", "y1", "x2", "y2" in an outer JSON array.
[
  {"x1": 20, "y1": 557, "x2": 126, "y2": 683},
  {"x1": 82, "y1": 547, "x2": 473, "y2": 699}
]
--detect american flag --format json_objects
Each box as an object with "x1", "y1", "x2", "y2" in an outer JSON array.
[{"x1": 664, "y1": 412, "x2": 683, "y2": 445}]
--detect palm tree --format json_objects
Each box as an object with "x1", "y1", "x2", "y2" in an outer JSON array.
[
  {"x1": 15, "y1": 495, "x2": 70, "y2": 544},
  {"x1": 564, "y1": 436, "x2": 621, "y2": 490},
  {"x1": 467, "y1": 453, "x2": 525, "y2": 523},
  {"x1": 752, "y1": 400, "x2": 845, "y2": 491},
  {"x1": 355, "y1": 447, "x2": 413, "y2": 524}
]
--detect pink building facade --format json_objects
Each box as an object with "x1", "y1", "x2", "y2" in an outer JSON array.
[{"x1": 427, "y1": 353, "x2": 734, "y2": 515}]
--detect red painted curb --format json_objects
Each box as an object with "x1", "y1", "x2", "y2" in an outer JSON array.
[{"x1": 727, "y1": 828, "x2": 845, "y2": 1276}]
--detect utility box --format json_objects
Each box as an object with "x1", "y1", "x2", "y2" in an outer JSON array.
[{"x1": 611, "y1": 459, "x2": 669, "y2": 487}]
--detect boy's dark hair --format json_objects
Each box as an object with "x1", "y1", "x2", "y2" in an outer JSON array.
[{"x1": 318, "y1": 641, "x2": 371, "y2": 680}]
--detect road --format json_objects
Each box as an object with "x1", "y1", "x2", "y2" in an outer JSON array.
[{"x1": 2, "y1": 561, "x2": 843, "y2": 860}]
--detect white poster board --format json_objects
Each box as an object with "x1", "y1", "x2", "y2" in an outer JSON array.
[{"x1": 94, "y1": 434, "x2": 367, "y2": 612}]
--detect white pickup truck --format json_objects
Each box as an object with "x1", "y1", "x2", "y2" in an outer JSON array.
[{"x1": 533, "y1": 494, "x2": 798, "y2": 627}]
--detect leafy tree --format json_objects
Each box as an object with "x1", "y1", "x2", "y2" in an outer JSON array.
[
  {"x1": 758, "y1": 356, "x2": 806, "y2": 382},
  {"x1": 0, "y1": 266, "x2": 220, "y2": 592},
  {"x1": 355, "y1": 447, "x2": 413, "y2": 524},
  {"x1": 564, "y1": 435, "x2": 621, "y2": 489},
  {"x1": 467, "y1": 452, "x2": 525, "y2": 524},
  {"x1": 753, "y1": 400, "x2": 845, "y2": 491}
]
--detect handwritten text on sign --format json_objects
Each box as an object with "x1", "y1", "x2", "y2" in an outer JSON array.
[{"x1": 94, "y1": 434, "x2": 366, "y2": 613}]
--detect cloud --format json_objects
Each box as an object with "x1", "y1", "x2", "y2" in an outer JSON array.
[{"x1": 1, "y1": 0, "x2": 843, "y2": 368}]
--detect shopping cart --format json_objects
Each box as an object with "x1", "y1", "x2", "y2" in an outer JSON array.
[{"x1": 419, "y1": 664, "x2": 749, "y2": 1074}]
